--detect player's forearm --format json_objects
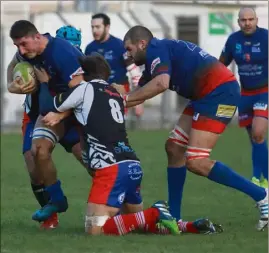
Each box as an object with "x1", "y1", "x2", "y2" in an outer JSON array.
[
  {"x1": 126, "y1": 100, "x2": 144, "y2": 108},
  {"x1": 219, "y1": 54, "x2": 231, "y2": 67},
  {"x1": 7, "y1": 55, "x2": 20, "y2": 93},
  {"x1": 127, "y1": 74, "x2": 169, "y2": 102},
  {"x1": 39, "y1": 82, "x2": 57, "y2": 115}
]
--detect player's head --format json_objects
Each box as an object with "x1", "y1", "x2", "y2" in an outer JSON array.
[
  {"x1": 9, "y1": 20, "x2": 43, "y2": 59},
  {"x1": 56, "y1": 25, "x2": 82, "y2": 49},
  {"x1": 123, "y1": 26, "x2": 153, "y2": 66},
  {"x1": 238, "y1": 7, "x2": 258, "y2": 35},
  {"x1": 79, "y1": 53, "x2": 111, "y2": 82},
  {"x1": 91, "y1": 13, "x2": 110, "y2": 42}
]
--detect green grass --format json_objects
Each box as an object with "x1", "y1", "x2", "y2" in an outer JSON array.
[{"x1": 1, "y1": 127, "x2": 268, "y2": 253}]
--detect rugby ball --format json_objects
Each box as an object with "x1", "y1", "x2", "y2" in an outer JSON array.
[{"x1": 13, "y1": 62, "x2": 36, "y2": 86}]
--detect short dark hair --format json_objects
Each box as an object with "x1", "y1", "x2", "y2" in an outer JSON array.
[
  {"x1": 91, "y1": 13, "x2": 110, "y2": 26},
  {"x1": 9, "y1": 20, "x2": 38, "y2": 39},
  {"x1": 78, "y1": 53, "x2": 111, "y2": 82},
  {"x1": 124, "y1": 25, "x2": 153, "y2": 43}
]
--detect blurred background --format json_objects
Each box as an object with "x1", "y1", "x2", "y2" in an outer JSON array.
[{"x1": 1, "y1": 0, "x2": 268, "y2": 131}]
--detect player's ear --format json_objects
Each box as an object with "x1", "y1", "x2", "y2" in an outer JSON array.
[{"x1": 35, "y1": 33, "x2": 42, "y2": 40}]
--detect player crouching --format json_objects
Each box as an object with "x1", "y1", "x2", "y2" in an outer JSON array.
[{"x1": 33, "y1": 53, "x2": 180, "y2": 235}]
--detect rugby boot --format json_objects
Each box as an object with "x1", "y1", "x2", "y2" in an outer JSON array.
[{"x1": 32, "y1": 196, "x2": 68, "y2": 222}]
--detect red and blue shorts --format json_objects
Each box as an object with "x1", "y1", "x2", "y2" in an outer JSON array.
[
  {"x1": 238, "y1": 87, "x2": 268, "y2": 127},
  {"x1": 182, "y1": 80, "x2": 240, "y2": 134},
  {"x1": 88, "y1": 161, "x2": 143, "y2": 208}
]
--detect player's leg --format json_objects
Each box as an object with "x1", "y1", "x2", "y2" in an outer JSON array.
[
  {"x1": 250, "y1": 93, "x2": 268, "y2": 187},
  {"x1": 58, "y1": 124, "x2": 88, "y2": 170},
  {"x1": 239, "y1": 94, "x2": 263, "y2": 185},
  {"x1": 165, "y1": 103, "x2": 192, "y2": 222},
  {"x1": 86, "y1": 162, "x2": 179, "y2": 235},
  {"x1": 164, "y1": 104, "x2": 223, "y2": 234},
  {"x1": 22, "y1": 113, "x2": 49, "y2": 208},
  {"x1": 185, "y1": 81, "x2": 268, "y2": 231},
  {"x1": 31, "y1": 115, "x2": 68, "y2": 222}
]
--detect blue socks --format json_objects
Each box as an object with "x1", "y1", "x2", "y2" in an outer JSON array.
[
  {"x1": 167, "y1": 166, "x2": 187, "y2": 221},
  {"x1": 252, "y1": 141, "x2": 268, "y2": 180},
  {"x1": 45, "y1": 180, "x2": 65, "y2": 203},
  {"x1": 208, "y1": 161, "x2": 266, "y2": 202}
]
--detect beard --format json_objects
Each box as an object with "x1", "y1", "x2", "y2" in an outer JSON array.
[
  {"x1": 93, "y1": 29, "x2": 107, "y2": 42},
  {"x1": 134, "y1": 49, "x2": 146, "y2": 66}
]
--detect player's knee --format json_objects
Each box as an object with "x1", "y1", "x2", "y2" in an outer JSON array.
[
  {"x1": 186, "y1": 159, "x2": 209, "y2": 176},
  {"x1": 185, "y1": 146, "x2": 213, "y2": 176},
  {"x1": 85, "y1": 215, "x2": 110, "y2": 235},
  {"x1": 31, "y1": 140, "x2": 53, "y2": 161},
  {"x1": 251, "y1": 129, "x2": 266, "y2": 144},
  {"x1": 23, "y1": 151, "x2": 43, "y2": 184},
  {"x1": 165, "y1": 140, "x2": 185, "y2": 162}
]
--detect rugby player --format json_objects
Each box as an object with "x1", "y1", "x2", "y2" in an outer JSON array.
[
  {"x1": 119, "y1": 25, "x2": 268, "y2": 231},
  {"x1": 39, "y1": 55, "x2": 223, "y2": 235},
  {"x1": 219, "y1": 7, "x2": 268, "y2": 188},
  {"x1": 8, "y1": 20, "x2": 87, "y2": 227},
  {"x1": 32, "y1": 53, "x2": 180, "y2": 235},
  {"x1": 85, "y1": 13, "x2": 143, "y2": 117}
]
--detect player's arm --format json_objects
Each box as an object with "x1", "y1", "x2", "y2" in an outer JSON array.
[
  {"x1": 219, "y1": 36, "x2": 233, "y2": 66},
  {"x1": 6, "y1": 53, "x2": 36, "y2": 94},
  {"x1": 125, "y1": 51, "x2": 171, "y2": 105}
]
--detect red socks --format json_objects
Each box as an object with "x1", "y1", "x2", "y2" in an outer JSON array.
[{"x1": 103, "y1": 208, "x2": 159, "y2": 235}]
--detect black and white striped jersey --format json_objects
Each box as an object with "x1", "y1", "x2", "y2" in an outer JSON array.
[{"x1": 53, "y1": 79, "x2": 139, "y2": 169}]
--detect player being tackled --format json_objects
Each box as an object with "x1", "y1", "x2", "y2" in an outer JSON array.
[{"x1": 31, "y1": 53, "x2": 180, "y2": 235}]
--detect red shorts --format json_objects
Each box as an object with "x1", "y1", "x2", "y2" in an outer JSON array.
[{"x1": 88, "y1": 161, "x2": 143, "y2": 208}]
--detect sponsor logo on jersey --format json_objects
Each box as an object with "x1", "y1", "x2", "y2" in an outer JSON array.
[
  {"x1": 216, "y1": 105, "x2": 236, "y2": 118},
  {"x1": 243, "y1": 53, "x2": 251, "y2": 62},
  {"x1": 252, "y1": 46, "x2": 261, "y2": 53},
  {"x1": 150, "y1": 57, "x2": 161, "y2": 75},
  {"x1": 254, "y1": 102, "x2": 268, "y2": 111},
  {"x1": 114, "y1": 142, "x2": 134, "y2": 154},
  {"x1": 244, "y1": 41, "x2": 251, "y2": 45},
  {"x1": 235, "y1": 43, "x2": 242, "y2": 54}
]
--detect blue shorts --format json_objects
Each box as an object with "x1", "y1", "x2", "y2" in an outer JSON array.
[
  {"x1": 182, "y1": 80, "x2": 240, "y2": 134},
  {"x1": 22, "y1": 113, "x2": 80, "y2": 154},
  {"x1": 88, "y1": 161, "x2": 143, "y2": 208},
  {"x1": 238, "y1": 91, "x2": 268, "y2": 127}
]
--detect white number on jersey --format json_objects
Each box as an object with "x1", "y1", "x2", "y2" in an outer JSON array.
[{"x1": 109, "y1": 99, "x2": 124, "y2": 123}]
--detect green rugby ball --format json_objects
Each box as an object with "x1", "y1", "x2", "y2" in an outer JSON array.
[{"x1": 13, "y1": 62, "x2": 36, "y2": 86}]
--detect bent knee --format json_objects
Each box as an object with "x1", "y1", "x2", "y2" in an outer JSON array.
[
  {"x1": 165, "y1": 140, "x2": 186, "y2": 161},
  {"x1": 186, "y1": 158, "x2": 214, "y2": 176}
]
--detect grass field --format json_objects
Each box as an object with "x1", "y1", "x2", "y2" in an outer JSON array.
[{"x1": 1, "y1": 127, "x2": 268, "y2": 253}]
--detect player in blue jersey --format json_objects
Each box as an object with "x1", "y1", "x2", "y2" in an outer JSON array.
[
  {"x1": 219, "y1": 7, "x2": 268, "y2": 188},
  {"x1": 85, "y1": 13, "x2": 143, "y2": 117},
  {"x1": 119, "y1": 25, "x2": 268, "y2": 231},
  {"x1": 8, "y1": 20, "x2": 87, "y2": 228}
]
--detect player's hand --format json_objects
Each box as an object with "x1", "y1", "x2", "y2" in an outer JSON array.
[
  {"x1": 34, "y1": 66, "x2": 50, "y2": 83},
  {"x1": 111, "y1": 83, "x2": 127, "y2": 95},
  {"x1": 20, "y1": 78, "x2": 37, "y2": 94},
  {"x1": 10, "y1": 76, "x2": 37, "y2": 94},
  {"x1": 42, "y1": 112, "x2": 63, "y2": 126}
]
